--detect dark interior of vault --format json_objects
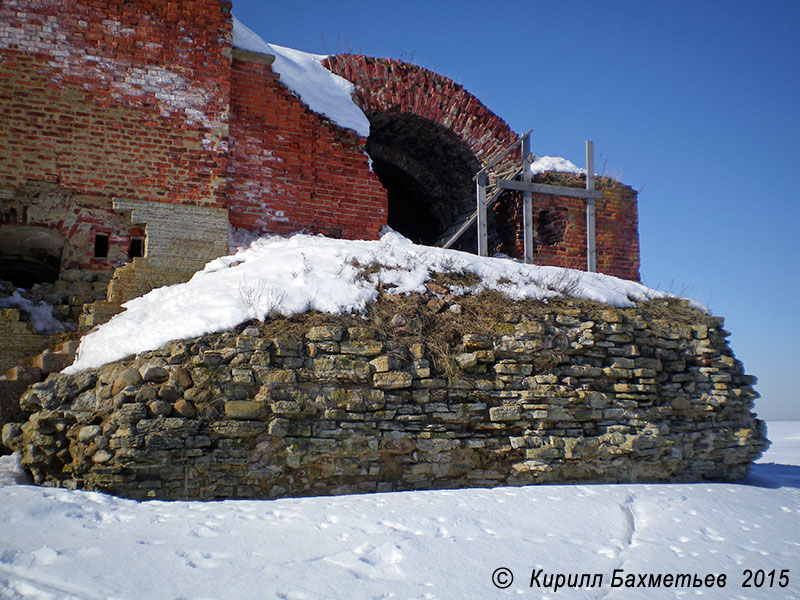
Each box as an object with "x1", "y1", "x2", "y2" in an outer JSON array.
[{"x1": 364, "y1": 112, "x2": 481, "y2": 249}]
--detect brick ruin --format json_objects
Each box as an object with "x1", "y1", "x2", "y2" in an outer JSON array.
[
  {"x1": 0, "y1": 2, "x2": 767, "y2": 495},
  {"x1": 1, "y1": 1, "x2": 639, "y2": 443},
  {"x1": 1, "y1": 0, "x2": 639, "y2": 297}
]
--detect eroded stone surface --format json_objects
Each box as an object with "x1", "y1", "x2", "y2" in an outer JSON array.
[{"x1": 4, "y1": 297, "x2": 768, "y2": 501}]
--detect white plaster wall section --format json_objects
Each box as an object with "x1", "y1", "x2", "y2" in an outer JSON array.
[{"x1": 112, "y1": 198, "x2": 229, "y2": 266}]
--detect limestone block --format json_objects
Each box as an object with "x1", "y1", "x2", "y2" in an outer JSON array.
[
  {"x1": 489, "y1": 405, "x2": 521, "y2": 422},
  {"x1": 224, "y1": 400, "x2": 267, "y2": 421},
  {"x1": 374, "y1": 371, "x2": 412, "y2": 390}
]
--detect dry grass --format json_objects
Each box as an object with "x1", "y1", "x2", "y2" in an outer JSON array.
[{"x1": 219, "y1": 286, "x2": 711, "y2": 380}]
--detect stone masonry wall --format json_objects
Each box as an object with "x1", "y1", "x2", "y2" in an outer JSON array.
[
  {"x1": 226, "y1": 49, "x2": 387, "y2": 240},
  {"x1": 3, "y1": 295, "x2": 767, "y2": 500}
]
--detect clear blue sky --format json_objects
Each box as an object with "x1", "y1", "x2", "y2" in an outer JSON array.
[{"x1": 233, "y1": 0, "x2": 800, "y2": 420}]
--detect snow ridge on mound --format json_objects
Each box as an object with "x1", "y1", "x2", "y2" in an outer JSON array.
[{"x1": 66, "y1": 231, "x2": 672, "y2": 373}]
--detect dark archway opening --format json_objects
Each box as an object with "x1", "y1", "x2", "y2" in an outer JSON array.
[
  {"x1": 371, "y1": 159, "x2": 441, "y2": 245},
  {"x1": 0, "y1": 226, "x2": 63, "y2": 288},
  {"x1": 365, "y1": 112, "x2": 481, "y2": 249}
]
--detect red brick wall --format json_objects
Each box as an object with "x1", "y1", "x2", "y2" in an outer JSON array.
[
  {"x1": 0, "y1": 2, "x2": 639, "y2": 280},
  {"x1": 226, "y1": 50, "x2": 386, "y2": 239},
  {"x1": 0, "y1": 0, "x2": 232, "y2": 207},
  {"x1": 323, "y1": 55, "x2": 519, "y2": 164},
  {"x1": 495, "y1": 173, "x2": 640, "y2": 281},
  {"x1": 325, "y1": 55, "x2": 640, "y2": 280}
]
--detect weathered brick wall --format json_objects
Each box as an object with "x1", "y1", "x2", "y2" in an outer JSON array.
[
  {"x1": 106, "y1": 200, "x2": 229, "y2": 303},
  {"x1": 0, "y1": 0, "x2": 233, "y2": 207},
  {"x1": 226, "y1": 49, "x2": 387, "y2": 239},
  {"x1": 324, "y1": 55, "x2": 640, "y2": 280},
  {"x1": 495, "y1": 174, "x2": 640, "y2": 281},
  {"x1": 323, "y1": 55, "x2": 519, "y2": 164},
  {"x1": 0, "y1": 0, "x2": 236, "y2": 304},
  {"x1": 1, "y1": 0, "x2": 641, "y2": 295},
  {"x1": 0, "y1": 183, "x2": 141, "y2": 273}
]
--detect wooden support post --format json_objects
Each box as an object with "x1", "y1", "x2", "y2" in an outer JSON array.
[
  {"x1": 522, "y1": 133, "x2": 533, "y2": 264},
  {"x1": 476, "y1": 171, "x2": 488, "y2": 257},
  {"x1": 585, "y1": 140, "x2": 596, "y2": 273}
]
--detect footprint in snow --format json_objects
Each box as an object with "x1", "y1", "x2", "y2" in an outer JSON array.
[
  {"x1": 191, "y1": 522, "x2": 221, "y2": 538},
  {"x1": 277, "y1": 592, "x2": 310, "y2": 600},
  {"x1": 177, "y1": 550, "x2": 229, "y2": 569},
  {"x1": 597, "y1": 546, "x2": 617, "y2": 559},
  {"x1": 669, "y1": 545, "x2": 686, "y2": 557},
  {"x1": 317, "y1": 515, "x2": 339, "y2": 528},
  {"x1": 701, "y1": 527, "x2": 726, "y2": 542},
  {"x1": 30, "y1": 546, "x2": 60, "y2": 565}
]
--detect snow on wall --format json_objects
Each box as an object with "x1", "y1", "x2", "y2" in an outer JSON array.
[
  {"x1": 530, "y1": 156, "x2": 585, "y2": 176},
  {"x1": 232, "y1": 16, "x2": 370, "y2": 137}
]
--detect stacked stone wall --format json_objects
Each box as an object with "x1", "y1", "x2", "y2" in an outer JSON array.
[
  {"x1": 3, "y1": 295, "x2": 768, "y2": 500},
  {"x1": 0, "y1": 309, "x2": 58, "y2": 375}
]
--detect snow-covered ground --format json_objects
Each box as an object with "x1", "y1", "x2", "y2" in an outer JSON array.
[
  {"x1": 65, "y1": 230, "x2": 674, "y2": 373},
  {"x1": 0, "y1": 422, "x2": 796, "y2": 599}
]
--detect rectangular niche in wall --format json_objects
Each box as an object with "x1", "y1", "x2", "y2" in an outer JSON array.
[
  {"x1": 128, "y1": 237, "x2": 145, "y2": 258},
  {"x1": 94, "y1": 233, "x2": 109, "y2": 258}
]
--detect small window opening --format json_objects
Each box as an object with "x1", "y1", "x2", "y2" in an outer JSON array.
[
  {"x1": 128, "y1": 237, "x2": 144, "y2": 258},
  {"x1": 94, "y1": 233, "x2": 109, "y2": 258}
]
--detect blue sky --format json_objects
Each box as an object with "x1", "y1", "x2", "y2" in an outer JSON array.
[{"x1": 233, "y1": 1, "x2": 800, "y2": 420}]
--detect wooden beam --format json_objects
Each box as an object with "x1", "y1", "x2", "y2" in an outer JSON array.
[
  {"x1": 476, "y1": 172, "x2": 488, "y2": 256},
  {"x1": 522, "y1": 133, "x2": 533, "y2": 263},
  {"x1": 586, "y1": 140, "x2": 596, "y2": 273},
  {"x1": 496, "y1": 180, "x2": 602, "y2": 199}
]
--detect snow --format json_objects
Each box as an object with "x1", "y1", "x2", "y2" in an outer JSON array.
[
  {"x1": 0, "y1": 290, "x2": 69, "y2": 334},
  {"x1": 0, "y1": 421, "x2": 796, "y2": 599},
  {"x1": 65, "y1": 230, "x2": 674, "y2": 374},
  {"x1": 530, "y1": 155, "x2": 586, "y2": 176},
  {"x1": 231, "y1": 16, "x2": 370, "y2": 137}
]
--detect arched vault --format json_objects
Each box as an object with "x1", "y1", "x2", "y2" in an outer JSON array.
[{"x1": 323, "y1": 55, "x2": 519, "y2": 247}]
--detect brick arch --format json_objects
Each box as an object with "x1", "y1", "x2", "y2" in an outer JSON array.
[{"x1": 323, "y1": 55, "x2": 520, "y2": 246}]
